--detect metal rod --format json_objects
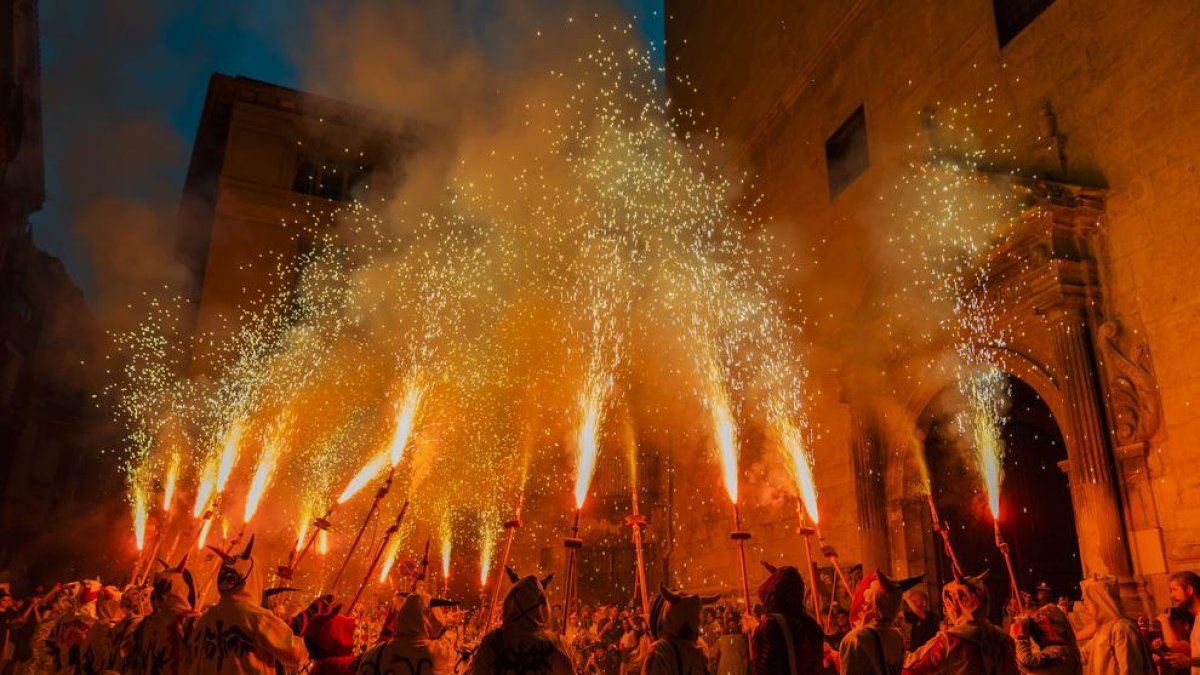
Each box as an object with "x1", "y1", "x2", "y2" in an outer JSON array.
[
  {"x1": 628, "y1": 514, "x2": 651, "y2": 625},
  {"x1": 993, "y1": 517, "x2": 1024, "y2": 615},
  {"x1": 410, "y1": 538, "x2": 431, "y2": 594},
  {"x1": 731, "y1": 502, "x2": 752, "y2": 615},
  {"x1": 347, "y1": 500, "x2": 409, "y2": 613},
  {"x1": 560, "y1": 508, "x2": 583, "y2": 635},
  {"x1": 816, "y1": 528, "x2": 854, "y2": 597},
  {"x1": 927, "y1": 493, "x2": 965, "y2": 579},
  {"x1": 285, "y1": 506, "x2": 333, "y2": 580},
  {"x1": 485, "y1": 490, "x2": 524, "y2": 632},
  {"x1": 796, "y1": 505, "x2": 823, "y2": 620},
  {"x1": 328, "y1": 471, "x2": 393, "y2": 593}
]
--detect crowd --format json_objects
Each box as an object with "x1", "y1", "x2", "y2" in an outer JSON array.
[{"x1": 1, "y1": 540, "x2": 1198, "y2": 675}]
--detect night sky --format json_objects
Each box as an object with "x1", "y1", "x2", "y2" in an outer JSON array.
[{"x1": 31, "y1": 0, "x2": 665, "y2": 297}]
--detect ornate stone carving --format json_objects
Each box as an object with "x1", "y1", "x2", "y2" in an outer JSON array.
[{"x1": 1096, "y1": 321, "x2": 1161, "y2": 447}]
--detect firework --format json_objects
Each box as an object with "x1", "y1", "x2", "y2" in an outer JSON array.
[
  {"x1": 132, "y1": 487, "x2": 148, "y2": 551},
  {"x1": 162, "y1": 454, "x2": 179, "y2": 512}
]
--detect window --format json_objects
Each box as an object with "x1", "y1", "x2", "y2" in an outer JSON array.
[
  {"x1": 992, "y1": 0, "x2": 1055, "y2": 47},
  {"x1": 292, "y1": 151, "x2": 373, "y2": 202},
  {"x1": 825, "y1": 105, "x2": 869, "y2": 199}
]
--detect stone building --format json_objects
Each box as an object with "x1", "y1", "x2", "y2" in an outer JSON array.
[
  {"x1": 0, "y1": 0, "x2": 113, "y2": 584},
  {"x1": 664, "y1": 0, "x2": 1199, "y2": 612},
  {"x1": 176, "y1": 74, "x2": 427, "y2": 375}
]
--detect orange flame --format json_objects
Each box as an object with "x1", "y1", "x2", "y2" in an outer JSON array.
[
  {"x1": 479, "y1": 522, "x2": 496, "y2": 586},
  {"x1": 963, "y1": 368, "x2": 1006, "y2": 520},
  {"x1": 215, "y1": 421, "x2": 243, "y2": 492},
  {"x1": 338, "y1": 454, "x2": 388, "y2": 504},
  {"x1": 705, "y1": 368, "x2": 739, "y2": 504},
  {"x1": 295, "y1": 504, "x2": 311, "y2": 552},
  {"x1": 387, "y1": 385, "x2": 423, "y2": 466},
  {"x1": 379, "y1": 536, "x2": 401, "y2": 582},
  {"x1": 439, "y1": 516, "x2": 453, "y2": 579},
  {"x1": 318, "y1": 529, "x2": 329, "y2": 555},
  {"x1": 192, "y1": 462, "x2": 217, "y2": 518},
  {"x1": 163, "y1": 454, "x2": 179, "y2": 512},
  {"x1": 573, "y1": 378, "x2": 608, "y2": 509},
  {"x1": 244, "y1": 428, "x2": 284, "y2": 522},
  {"x1": 777, "y1": 420, "x2": 820, "y2": 524},
  {"x1": 133, "y1": 487, "x2": 148, "y2": 550},
  {"x1": 196, "y1": 517, "x2": 213, "y2": 551}
]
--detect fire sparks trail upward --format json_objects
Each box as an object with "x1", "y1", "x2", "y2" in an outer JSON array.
[
  {"x1": 215, "y1": 421, "x2": 243, "y2": 493},
  {"x1": 133, "y1": 487, "x2": 148, "y2": 550},
  {"x1": 379, "y1": 535, "x2": 402, "y2": 582},
  {"x1": 318, "y1": 528, "x2": 329, "y2": 555},
  {"x1": 163, "y1": 454, "x2": 179, "y2": 513},
  {"x1": 439, "y1": 516, "x2": 453, "y2": 580},
  {"x1": 573, "y1": 378, "x2": 610, "y2": 510},
  {"x1": 295, "y1": 504, "x2": 310, "y2": 552},
  {"x1": 387, "y1": 385, "x2": 423, "y2": 466},
  {"x1": 244, "y1": 419, "x2": 290, "y2": 523},
  {"x1": 776, "y1": 418, "x2": 819, "y2": 524},
  {"x1": 479, "y1": 521, "x2": 496, "y2": 586},
  {"x1": 192, "y1": 462, "x2": 217, "y2": 518},
  {"x1": 962, "y1": 367, "x2": 1008, "y2": 519},
  {"x1": 196, "y1": 518, "x2": 212, "y2": 551},
  {"x1": 704, "y1": 358, "x2": 740, "y2": 504}
]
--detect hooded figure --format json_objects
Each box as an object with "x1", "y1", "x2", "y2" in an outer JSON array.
[
  {"x1": 467, "y1": 567, "x2": 575, "y2": 675},
  {"x1": 104, "y1": 585, "x2": 150, "y2": 674},
  {"x1": 357, "y1": 593, "x2": 456, "y2": 675},
  {"x1": 296, "y1": 601, "x2": 356, "y2": 675},
  {"x1": 1077, "y1": 576, "x2": 1153, "y2": 675},
  {"x1": 123, "y1": 557, "x2": 199, "y2": 675},
  {"x1": 749, "y1": 563, "x2": 824, "y2": 675},
  {"x1": 52, "y1": 580, "x2": 102, "y2": 673},
  {"x1": 1010, "y1": 604, "x2": 1081, "y2": 675},
  {"x1": 79, "y1": 585, "x2": 125, "y2": 674},
  {"x1": 839, "y1": 572, "x2": 922, "y2": 675},
  {"x1": 903, "y1": 573, "x2": 1018, "y2": 675},
  {"x1": 641, "y1": 584, "x2": 717, "y2": 675},
  {"x1": 185, "y1": 537, "x2": 308, "y2": 674}
]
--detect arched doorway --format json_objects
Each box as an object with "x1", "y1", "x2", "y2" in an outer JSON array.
[{"x1": 918, "y1": 375, "x2": 1083, "y2": 620}]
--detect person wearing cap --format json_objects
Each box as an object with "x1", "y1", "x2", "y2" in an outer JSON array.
[
  {"x1": 1009, "y1": 603, "x2": 1081, "y2": 674},
  {"x1": 903, "y1": 574, "x2": 1018, "y2": 675},
  {"x1": 1034, "y1": 585, "x2": 1056, "y2": 609}
]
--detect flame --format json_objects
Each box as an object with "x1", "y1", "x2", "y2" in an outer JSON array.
[
  {"x1": 163, "y1": 454, "x2": 179, "y2": 512},
  {"x1": 196, "y1": 517, "x2": 213, "y2": 551},
  {"x1": 295, "y1": 503, "x2": 311, "y2": 552},
  {"x1": 192, "y1": 462, "x2": 217, "y2": 518},
  {"x1": 705, "y1": 370, "x2": 739, "y2": 504},
  {"x1": 479, "y1": 523, "x2": 496, "y2": 586},
  {"x1": 337, "y1": 454, "x2": 388, "y2": 504},
  {"x1": 777, "y1": 419, "x2": 819, "y2": 524},
  {"x1": 133, "y1": 487, "x2": 148, "y2": 550},
  {"x1": 215, "y1": 421, "x2": 243, "y2": 492},
  {"x1": 439, "y1": 516, "x2": 453, "y2": 579},
  {"x1": 573, "y1": 379, "x2": 608, "y2": 509},
  {"x1": 387, "y1": 385, "x2": 424, "y2": 466},
  {"x1": 244, "y1": 429, "x2": 284, "y2": 523},
  {"x1": 379, "y1": 536, "x2": 402, "y2": 582},
  {"x1": 318, "y1": 529, "x2": 329, "y2": 555},
  {"x1": 961, "y1": 367, "x2": 1007, "y2": 520}
]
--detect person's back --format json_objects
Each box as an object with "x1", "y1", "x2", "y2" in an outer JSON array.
[
  {"x1": 467, "y1": 568, "x2": 575, "y2": 675},
  {"x1": 123, "y1": 561, "x2": 198, "y2": 675},
  {"x1": 711, "y1": 631, "x2": 748, "y2": 675},
  {"x1": 750, "y1": 564, "x2": 824, "y2": 675},
  {"x1": 903, "y1": 575, "x2": 1018, "y2": 675}
]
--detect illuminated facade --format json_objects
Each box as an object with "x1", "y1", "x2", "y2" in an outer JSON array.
[{"x1": 665, "y1": 0, "x2": 1199, "y2": 612}]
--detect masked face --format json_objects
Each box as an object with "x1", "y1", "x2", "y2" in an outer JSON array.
[{"x1": 209, "y1": 536, "x2": 256, "y2": 596}]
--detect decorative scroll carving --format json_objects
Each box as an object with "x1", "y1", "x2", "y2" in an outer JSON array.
[{"x1": 1097, "y1": 321, "x2": 1161, "y2": 446}]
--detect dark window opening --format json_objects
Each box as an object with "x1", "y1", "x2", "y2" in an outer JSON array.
[
  {"x1": 825, "y1": 105, "x2": 869, "y2": 199},
  {"x1": 992, "y1": 0, "x2": 1055, "y2": 47},
  {"x1": 292, "y1": 151, "x2": 373, "y2": 202}
]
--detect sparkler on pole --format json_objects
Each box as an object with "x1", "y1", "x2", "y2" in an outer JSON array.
[
  {"x1": 279, "y1": 506, "x2": 334, "y2": 580},
  {"x1": 796, "y1": 524, "x2": 823, "y2": 620},
  {"x1": 327, "y1": 470, "x2": 393, "y2": 593},
  {"x1": 484, "y1": 490, "x2": 524, "y2": 631},
  {"x1": 709, "y1": 387, "x2": 753, "y2": 617},
  {"x1": 925, "y1": 493, "x2": 965, "y2": 579},
  {"x1": 347, "y1": 500, "x2": 409, "y2": 613},
  {"x1": 622, "y1": 418, "x2": 651, "y2": 625},
  {"x1": 993, "y1": 513, "x2": 1023, "y2": 615},
  {"x1": 560, "y1": 507, "x2": 583, "y2": 635}
]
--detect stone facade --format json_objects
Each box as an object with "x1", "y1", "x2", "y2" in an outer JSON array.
[{"x1": 664, "y1": 0, "x2": 1200, "y2": 610}]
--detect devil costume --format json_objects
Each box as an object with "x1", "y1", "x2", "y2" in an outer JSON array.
[
  {"x1": 749, "y1": 563, "x2": 824, "y2": 675},
  {"x1": 903, "y1": 574, "x2": 1018, "y2": 675},
  {"x1": 357, "y1": 593, "x2": 455, "y2": 675},
  {"x1": 122, "y1": 557, "x2": 199, "y2": 675},
  {"x1": 839, "y1": 572, "x2": 921, "y2": 675},
  {"x1": 641, "y1": 585, "x2": 717, "y2": 675},
  {"x1": 1077, "y1": 576, "x2": 1154, "y2": 675},
  {"x1": 79, "y1": 585, "x2": 125, "y2": 674},
  {"x1": 103, "y1": 585, "x2": 150, "y2": 674},
  {"x1": 185, "y1": 537, "x2": 308, "y2": 675},
  {"x1": 467, "y1": 568, "x2": 575, "y2": 675},
  {"x1": 1011, "y1": 604, "x2": 1081, "y2": 675}
]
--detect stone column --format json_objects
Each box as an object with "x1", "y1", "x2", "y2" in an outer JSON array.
[
  {"x1": 1050, "y1": 309, "x2": 1133, "y2": 577},
  {"x1": 851, "y1": 405, "x2": 890, "y2": 573}
]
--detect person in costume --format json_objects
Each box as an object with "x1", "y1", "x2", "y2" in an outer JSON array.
[
  {"x1": 79, "y1": 585, "x2": 125, "y2": 674},
  {"x1": 122, "y1": 556, "x2": 199, "y2": 675},
  {"x1": 356, "y1": 592, "x2": 457, "y2": 675},
  {"x1": 467, "y1": 567, "x2": 575, "y2": 675},
  {"x1": 749, "y1": 562, "x2": 824, "y2": 675},
  {"x1": 51, "y1": 580, "x2": 101, "y2": 673},
  {"x1": 1010, "y1": 603, "x2": 1081, "y2": 674},
  {"x1": 902, "y1": 572, "x2": 1018, "y2": 675},
  {"x1": 1076, "y1": 575, "x2": 1154, "y2": 675},
  {"x1": 839, "y1": 571, "x2": 922, "y2": 675},
  {"x1": 185, "y1": 536, "x2": 308, "y2": 674},
  {"x1": 641, "y1": 584, "x2": 718, "y2": 675}
]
